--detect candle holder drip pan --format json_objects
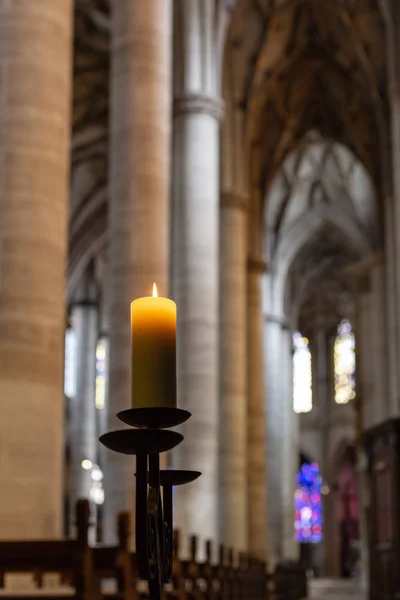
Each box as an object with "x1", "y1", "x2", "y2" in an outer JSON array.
[
  {"x1": 117, "y1": 407, "x2": 191, "y2": 429},
  {"x1": 99, "y1": 428, "x2": 183, "y2": 455}
]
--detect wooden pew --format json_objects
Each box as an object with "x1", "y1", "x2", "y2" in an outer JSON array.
[
  {"x1": 197, "y1": 540, "x2": 217, "y2": 599},
  {"x1": 168, "y1": 533, "x2": 268, "y2": 600},
  {"x1": 92, "y1": 512, "x2": 137, "y2": 600},
  {"x1": 0, "y1": 500, "x2": 99, "y2": 600},
  {"x1": 0, "y1": 501, "x2": 306, "y2": 600}
]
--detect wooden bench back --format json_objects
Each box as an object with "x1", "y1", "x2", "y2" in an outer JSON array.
[
  {"x1": 0, "y1": 501, "x2": 307, "y2": 600},
  {"x1": 0, "y1": 500, "x2": 98, "y2": 599}
]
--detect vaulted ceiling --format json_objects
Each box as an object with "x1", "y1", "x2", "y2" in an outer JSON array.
[
  {"x1": 222, "y1": 0, "x2": 390, "y2": 331},
  {"x1": 287, "y1": 232, "x2": 356, "y2": 335},
  {"x1": 224, "y1": 0, "x2": 389, "y2": 195},
  {"x1": 265, "y1": 131, "x2": 379, "y2": 259},
  {"x1": 73, "y1": 0, "x2": 109, "y2": 135},
  {"x1": 70, "y1": 0, "x2": 390, "y2": 322},
  {"x1": 265, "y1": 133, "x2": 376, "y2": 332},
  {"x1": 72, "y1": 0, "x2": 389, "y2": 217},
  {"x1": 69, "y1": 0, "x2": 109, "y2": 293}
]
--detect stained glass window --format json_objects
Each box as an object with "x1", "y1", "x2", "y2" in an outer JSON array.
[
  {"x1": 95, "y1": 338, "x2": 107, "y2": 410},
  {"x1": 334, "y1": 320, "x2": 355, "y2": 404},
  {"x1": 293, "y1": 332, "x2": 312, "y2": 413},
  {"x1": 294, "y1": 463, "x2": 323, "y2": 543},
  {"x1": 64, "y1": 328, "x2": 77, "y2": 398}
]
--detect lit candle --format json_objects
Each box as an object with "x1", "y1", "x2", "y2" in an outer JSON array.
[{"x1": 131, "y1": 283, "x2": 177, "y2": 409}]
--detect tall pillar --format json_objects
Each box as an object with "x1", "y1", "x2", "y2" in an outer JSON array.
[
  {"x1": 264, "y1": 317, "x2": 285, "y2": 564},
  {"x1": 383, "y1": 190, "x2": 398, "y2": 417},
  {"x1": 69, "y1": 270, "x2": 98, "y2": 541},
  {"x1": 314, "y1": 325, "x2": 329, "y2": 476},
  {"x1": 219, "y1": 194, "x2": 248, "y2": 550},
  {"x1": 349, "y1": 260, "x2": 385, "y2": 430},
  {"x1": 386, "y1": 2, "x2": 400, "y2": 415},
  {"x1": 105, "y1": 0, "x2": 172, "y2": 542},
  {"x1": 370, "y1": 259, "x2": 389, "y2": 424},
  {"x1": 313, "y1": 326, "x2": 329, "y2": 575},
  {"x1": 247, "y1": 259, "x2": 268, "y2": 559},
  {"x1": 265, "y1": 315, "x2": 298, "y2": 563},
  {"x1": 0, "y1": 0, "x2": 72, "y2": 539},
  {"x1": 388, "y1": 85, "x2": 400, "y2": 417},
  {"x1": 172, "y1": 0, "x2": 222, "y2": 547},
  {"x1": 281, "y1": 326, "x2": 299, "y2": 560},
  {"x1": 356, "y1": 284, "x2": 374, "y2": 587}
]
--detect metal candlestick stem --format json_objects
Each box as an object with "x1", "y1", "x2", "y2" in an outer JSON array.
[{"x1": 100, "y1": 407, "x2": 201, "y2": 600}]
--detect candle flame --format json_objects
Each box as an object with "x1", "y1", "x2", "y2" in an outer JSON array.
[{"x1": 153, "y1": 283, "x2": 158, "y2": 298}]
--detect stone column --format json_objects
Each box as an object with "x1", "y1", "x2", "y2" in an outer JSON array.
[
  {"x1": 386, "y1": 110, "x2": 400, "y2": 420},
  {"x1": 247, "y1": 259, "x2": 268, "y2": 559},
  {"x1": 314, "y1": 325, "x2": 329, "y2": 477},
  {"x1": 281, "y1": 325, "x2": 299, "y2": 560},
  {"x1": 313, "y1": 326, "x2": 329, "y2": 575},
  {"x1": 105, "y1": 0, "x2": 172, "y2": 543},
  {"x1": 265, "y1": 315, "x2": 298, "y2": 563},
  {"x1": 348, "y1": 256, "x2": 388, "y2": 429},
  {"x1": 352, "y1": 277, "x2": 373, "y2": 589},
  {"x1": 219, "y1": 193, "x2": 248, "y2": 551},
  {"x1": 387, "y1": 2, "x2": 400, "y2": 415},
  {"x1": 383, "y1": 190, "x2": 398, "y2": 417},
  {"x1": 0, "y1": 0, "x2": 72, "y2": 539},
  {"x1": 172, "y1": 0, "x2": 222, "y2": 548},
  {"x1": 370, "y1": 259, "x2": 389, "y2": 424},
  {"x1": 264, "y1": 317, "x2": 285, "y2": 564},
  {"x1": 69, "y1": 270, "x2": 98, "y2": 542}
]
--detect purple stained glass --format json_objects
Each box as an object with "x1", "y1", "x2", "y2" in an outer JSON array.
[{"x1": 294, "y1": 462, "x2": 323, "y2": 543}]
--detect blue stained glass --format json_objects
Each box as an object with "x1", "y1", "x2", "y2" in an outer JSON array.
[{"x1": 294, "y1": 463, "x2": 323, "y2": 543}]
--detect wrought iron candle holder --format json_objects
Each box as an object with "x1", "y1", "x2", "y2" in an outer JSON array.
[{"x1": 99, "y1": 407, "x2": 201, "y2": 600}]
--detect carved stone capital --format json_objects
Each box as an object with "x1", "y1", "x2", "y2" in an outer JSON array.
[
  {"x1": 247, "y1": 258, "x2": 268, "y2": 274},
  {"x1": 220, "y1": 192, "x2": 249, "y2": 212},
  {"x1": 265, "y1": 313, "x2": 290, "y2": 329},
  {"x1": 173, "y1": 94, "x2": 224, "y2": 121}
]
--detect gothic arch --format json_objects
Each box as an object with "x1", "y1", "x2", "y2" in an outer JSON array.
[
  {"x1": 221, "y1": 0, "x2": 389, "y2": 267},
  {"x1": 68, "y1": 213, "x2": 107, "y2": 301},
  {"x1": 262, "y1": 135, "x2": 377, "y2": 321},
  {"x1": 268, "y1": 211, "x2": 366, "y2": 321}
]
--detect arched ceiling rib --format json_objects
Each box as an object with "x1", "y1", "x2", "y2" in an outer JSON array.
[
  {"x1": 265, "y1": 132, "x2": 378, "y2": 263},
  {"x1": 286, "y1": 228, "x2": 356, "y2": 334},
  {"x1": 70, "y1": 0, "x2": 389, "y2": 301},
  {"x1": 73, "y1": 0, "x2": 109, "y2": 134},
  {"x1": 224, "y1": 0, "x2": 386, "y2": 330},
  {"x1": 224, "y1": 0, "x2": 388, "y2": 196},
  {"x1": 69, "y1": 0, "x2": 109, "y2": 286},
  {"x1": 264, "y1": 133, "x2": 375, "y2": 326}
]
